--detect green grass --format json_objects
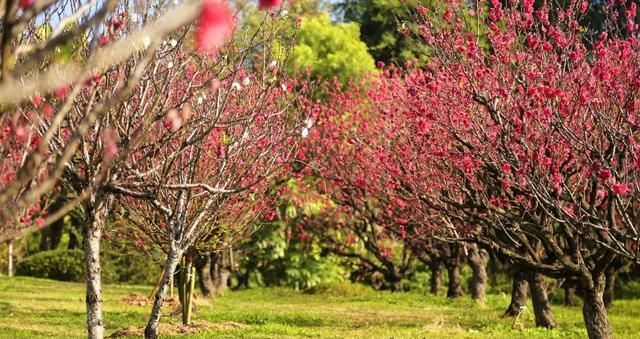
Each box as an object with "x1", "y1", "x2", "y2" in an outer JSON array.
[{"x1": 0, "y1": 277, "x2": 639, "y2": 338}]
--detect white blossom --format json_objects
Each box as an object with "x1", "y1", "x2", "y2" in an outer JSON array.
[
  {"x1": 142, "y1": 36, "x2": 151, "y2": 49},
  {"x1": 130, "y1": 13, "x2": 139, "y2": 23},
  {"x1": 197, "y1": 96, "x2": 204, "y2": 105},
  {"x1": 304, "y1": 118, "x2": 314, "y2": 129},
  {"x1": 170, "y1": 39, "x2": 178, "y2": 48},
  {"x1": 281, "y1": 10, "x2": 288, "y2": 17},
  {"x1": 281, "y1": 83, "x2": 288, "y2": 92},
  {"x1": 301, "y1": 127, "x2": 309, "y2": 138},
  {"x1": 242, "y1": 77, "x2": 251, "y2": 86},
  {"x1": 167, "y1": 61, "x2": 174, "y2": 69},
  {"x1": 268, "y1": 60, "x2": 278, "y2": 69},
  {"x1": 231, "y1": 82, "x2": 242, "y2": 91}
]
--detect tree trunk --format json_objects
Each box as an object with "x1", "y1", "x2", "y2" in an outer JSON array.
[
  {"x1": 503, "y1": 270, "x2": 528, "y2": 317},
  {"x1": 467, "y1": 245, "x2": 489, "y2": 302},
  {"x1": 565, "y1": 285, "x2": 577, "y2": 306},
  {"x1": 210, "y1": 252, "x2": 230, "y2": 294},
  {"x1": 178, "y1": 258, "x2": 185, "y2": 306},
  {"x1": 429, "y1": 260, "x2": 443, "y2": 295},
  {"x1": 384, "y1": 267, "x2": 403, "y2": 292},
  {"x1": 50, "y1": 219, "x2": 64, "y2": 250},
  {"x1": 195, "y1": 254, "x2": 215, "y2": 297},
  {"x1": 527, "y1": 271, "x2": 556, "y2": 329},
  {"x1": 561, "y1": 276, "x2": 579, "y2": 306},
  {"x1": 603, "y1": 268, "x2": 616, "y2": 309},
  {"x1": 39, "y1": 229, "x2": 51, "y2": 251},
  {"x1": 84, "y1": 194, "x2": 112, "y2": 339},
  {"x1": 235, "y1": 259, "x2": 255, "y2": 289},
  {"x1": 582, "y1": 273, "x2": 613, "y2": 339},
  {"x1": 69, "y1": 230, "x2": 80, "y2": 249},
  {"x1": 144, "y1": 246, "x2": 182, "y2": 339},
  {"x1": 388, "y1": 276, "x2": 403, "y2": 292},
  {"x1": 446, "y1": 261, "x2": 463, "y2": 298}
]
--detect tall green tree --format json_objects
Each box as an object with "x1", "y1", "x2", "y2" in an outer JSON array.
[
  {"x1": 337, "y1": 0, "x2": 420, "y2": 64},
  {"x1": 295, "y1": 14, "x2": 375, "y2": 86}
]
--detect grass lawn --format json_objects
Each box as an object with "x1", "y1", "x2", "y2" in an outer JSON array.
[{"x1": 0, "y1": 277, "x2": 639, "y2": 338}]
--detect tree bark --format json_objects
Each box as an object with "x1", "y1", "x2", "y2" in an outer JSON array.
[
  {"x1": 527, "y1": 271, "x2": 556, "y2": 329},
  {"x1": 210, "y1": 252, "x2": 230, "y2": 294},
  {"x1": 504, "y1": 270, "x2": 528, "y2": 317},
  {"x1": 582, "y1": 273, "x2": 613, "y2": 339},
  {"x1": 144, "y1": 246, "x2": 182, "y2": 339},
  {"x1": 467, "y1": 245, "x2": 489, "y2": 302},
  {"x1": 195, "y1": 254, "x2": 215, "y2": 297},
  {"x1": 429, "y1": 260, "x2": 443, "y2": 295},
  {"x1": 565, "y1": 285, "x2": 577, "y2": 306},
  {"x1": 68, "y1": 229, "x2": 80, "y2": 249},
  {"x1": 84, "y1": 194, "x2": 112, "y2": 339},
  {"x1": 39, "y1": 216, "x2": 63, "y2": 250},
  {"x1": 446, "y1": 261, "x2": 463, "y2": 298},
  {"x1": 50, "y1": 219, "x2": 64, "y2": 250},
  {"x1": 388, "y1": 276, "x2": 403, "y2": 292},
  {"x1": 603, "y1": 268, "x2": 616, "y2": 309},
  {"x1": 384, "y1": 266, "x2": 404, "y2": 292},
  {"x1": 39, "y1": 229, "x2": 51, "y2": 251}
]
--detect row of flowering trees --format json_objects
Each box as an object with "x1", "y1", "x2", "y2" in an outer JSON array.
[
  {"x1": 298, "y1": 1, "x2": 640, "y2": 338},
  {"x1": 3, "y1": 0, "x2": 640, "y2": 338}
]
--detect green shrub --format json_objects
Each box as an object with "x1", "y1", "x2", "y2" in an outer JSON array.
[
  {"x1": 102, "y1": 241, "x2": 162, "y2": 285},
  {"x1": 16, "y1": 249, "x2": 85, "y2": 282}
]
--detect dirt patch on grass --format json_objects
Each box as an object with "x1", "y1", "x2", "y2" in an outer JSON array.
[
  {"x1": 108, "y1": 320, "x2": 247, "y2": 337},
  {"x1": 119, "y1": 294, "x2": 178, "y2": 307},
  {"x1": 119, "y1": 294, "x2": 210, "y2": 308},
  {"x1": 119, "y1": 294, "x2": 153, "y2": 307}
]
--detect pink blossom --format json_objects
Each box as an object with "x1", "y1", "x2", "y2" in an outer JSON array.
[
  {"x1": 195, "y1": 0, "x2": 234, "y2": 55},
  {"x1": 32, "y1": 95, "x2": 42, "y2": 107},
  {"x1": 612, "y1": 183, "x2": 629, "y2": 195},
  {"x1": 167, "y1": 109, "x2": 182, "y2": 131},
  {"x1": 54, "y1": 86, "x2": 69, "y2": 100},
  {"x1": 98, "y1": 35, "x2": 110, "y2": 47},
  {"x1": 101, "y1": 129, "x2": 119, "y2": 160}
]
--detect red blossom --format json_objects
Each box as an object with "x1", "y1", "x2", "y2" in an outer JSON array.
[
  {"x1": 18, "y1": 0, "x2": 34, "y2": 10},
  {"x1": 612, "y1": 183, "x2": 629, "y2": 195},
  {"x1": 598, "y1": 169, "x2": 612, "y2": 183},
  {"x1": 258, "y1": 0, "x2": 282, "y2": 9}
]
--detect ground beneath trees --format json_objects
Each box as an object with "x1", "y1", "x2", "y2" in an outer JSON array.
[{"x1": 0, "y1": 277, "x2": 639, "y2": 338}]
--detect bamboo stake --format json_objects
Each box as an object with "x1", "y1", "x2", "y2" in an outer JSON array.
[{"x1": 7, "y1": 240, "x2": 13, "y2": 277}]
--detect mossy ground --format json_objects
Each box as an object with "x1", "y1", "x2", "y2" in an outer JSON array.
[{"x1": 0, "y1": 277, "x2": 639, "y2": 338}]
